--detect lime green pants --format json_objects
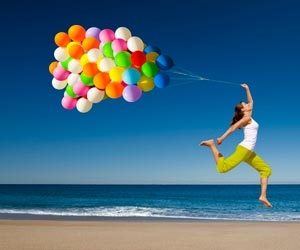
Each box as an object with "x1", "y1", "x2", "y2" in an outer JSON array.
[{"x1": 217, "y1": 145, "x2": 272, "y2": 178}]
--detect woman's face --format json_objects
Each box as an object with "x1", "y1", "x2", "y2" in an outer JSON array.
[{"x1": 241, "y1": 102, "x2": 250, "y2": 112}]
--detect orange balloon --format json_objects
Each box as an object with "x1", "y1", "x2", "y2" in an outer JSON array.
[
  {"x1": 83, "y1": 62, "x2": 99, "y2": 77},
  {"x1": 54, "y1": 32, "x2": 71, "y2": 47},
  {"x1": 82, "y1": 37, "x2": 100, "y2": 52},
  {"x1": 68, "y1": 24, "x2": 86, "y2": 42},
  {"x1": 68, "y1": 43, "x2": 84, "y2": 60},
  {"x1": 93, "y1": 72, "x2": 111, "y2": 90},
  {"x1": 49, "y1": 61, "x2": 58, "y2": 74},
  {"x1": 105, "y1": 82, "x2": 125, "y2": 99}
]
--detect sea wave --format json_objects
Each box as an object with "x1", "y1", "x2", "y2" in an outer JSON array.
[{"x1": 1, "y1": 206, "x2": 300, "y2": 222}]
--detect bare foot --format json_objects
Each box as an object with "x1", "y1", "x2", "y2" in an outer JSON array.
[
  {"x1": 259, "y1": 197, "x2": 272, "y2": 208},
  {"x1": 199, "y1": 139, "x2": 214, "y2": 147}
]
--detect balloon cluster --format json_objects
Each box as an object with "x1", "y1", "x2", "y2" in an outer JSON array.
[{"x1": 49, "y1": 24, "x2": 174, "y2": 113}]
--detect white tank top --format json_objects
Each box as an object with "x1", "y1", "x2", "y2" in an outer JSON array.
[{"x1": 239, "y1": 118, "x2": 258, "y2": 151}]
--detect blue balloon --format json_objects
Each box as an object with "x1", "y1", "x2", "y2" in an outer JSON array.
[
  {"x1": 122, "y1": 68, "x2": 141, "y2": 85},
  {"x1": 144, "y1": 45, "x2": 161, "y2": 54},
  {"x1": 156, "y1": 54, "x2": 174, "y2": 70},
  {"x1": 154, "y1": 72, "x2": 170, "y2": 88}
]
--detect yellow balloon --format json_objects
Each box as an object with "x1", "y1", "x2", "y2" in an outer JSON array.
[
  {"x1": 146, "y1": 52, "x2": 159, "y2": 62},
  {"x1": 80, "y1": 54, "x2": 89, "y2": 67},
  {"x1": 66, "y1": 41, "x2": 78, "y2": 52},
  {"x1": 109, "y1": 67, "x2": 125, "y2": 83},
  {"x1": 137, "y1": 75, "x2": 155, "y2": 92}
]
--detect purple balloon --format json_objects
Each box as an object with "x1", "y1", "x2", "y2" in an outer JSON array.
[
  {"x1": 86, "y1": 27, "x2": 101, "y2": 39},
  {"x1": 123, "y1": 85, "x2": 142, "y2": 102}
]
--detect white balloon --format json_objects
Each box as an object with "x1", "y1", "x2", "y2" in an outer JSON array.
[
  {"x1": 127, "y1": 36, "x2": 144, "y2": 52},
  {"x1": 87, "y1": 87, "x2": 105, "y2": 103},
  {"x1": 52, "y1": 78, "x2": 67, "y2": 90},
  {"x1": 115, "y1": 27, "x2": 132, "y2": 41},
  {"x1": 68, "y1": 59, "x2": 82, "y2": 74},
  {"x1": 54, "y1": 47, "x2": 68, "y2": 62},
  {"x1": 76, "y1": 98, "x2": 92, "y2": 113},
  {"x1": 98, "y1": 58, "x2": 115, "y2": 72},
  {"x1": 67, "y1": 73, "x2": 80, "y2": 86},
  {"x1": 87, "y1": 48, "x2": 103, "y2": 62}
]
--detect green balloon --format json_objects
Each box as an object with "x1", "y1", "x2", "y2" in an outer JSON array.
[
  {"x1": 80, "y1": 72, "x2": 94, "y2": 86},
  {"x1": 65, "y1": 85, "x2": 78, "y2": 98},
  {"x1": 61, "y1": 57, "x2": 72, "y2": 70},
  {"x1": 102, "y1": 42, "x2": 113, "y2": 58},
  {"x1": 114, "y1": 51, "x2": 131, "y2": 68},
  {"x1": 141, "y1": 62, "x2": 159, "y2": 77}
]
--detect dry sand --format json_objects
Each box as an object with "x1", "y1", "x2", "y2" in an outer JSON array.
[{"x1": 1, "y1": 219, "x2": 300, "y2": 250}]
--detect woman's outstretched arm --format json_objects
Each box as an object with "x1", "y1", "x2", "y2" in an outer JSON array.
[
  {"x1": 241, "y1": 83, "x2": 253, "y2": 109},
  {"x1": 216, "y1": 116, "x2": 251, "y2": 145}
]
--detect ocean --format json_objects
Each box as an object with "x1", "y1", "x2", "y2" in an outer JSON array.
[{"x1": 0, "y1": 184, "x2": 299, "y2": 222}]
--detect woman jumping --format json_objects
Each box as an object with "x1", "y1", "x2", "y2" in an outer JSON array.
[{"x1": 200, "y1": 83, "x2": 272, "y2": 208}]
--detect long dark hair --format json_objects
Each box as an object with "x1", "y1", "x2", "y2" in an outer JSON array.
[{"x1": 230, "y1": 101, "x2": 244, "y2": 126}]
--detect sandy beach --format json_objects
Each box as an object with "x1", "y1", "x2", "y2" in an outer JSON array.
[{"x1": 1, "y1": 220, "x2": 300, "y2": 250}]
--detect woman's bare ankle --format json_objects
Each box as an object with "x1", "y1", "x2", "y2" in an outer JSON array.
[{"x1": 259, "y1": 196, "x2": 272, "y2": 208}]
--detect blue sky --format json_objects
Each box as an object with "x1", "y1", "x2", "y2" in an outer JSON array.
[{"x1": 0, "y1": 0, "x2": 299, "y2": 184}]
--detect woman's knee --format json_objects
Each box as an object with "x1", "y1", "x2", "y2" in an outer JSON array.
[
  {"x1": 216, "y1": 162, "x2": 233, "y2": 173},
  {"x1": 261, "y1": 167, "x2": 272, "y2": 178},
  {"x1": 216, "y1": 157, "x2": 239, "y2": 173}
]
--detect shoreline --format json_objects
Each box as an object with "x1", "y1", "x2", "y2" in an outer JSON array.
[
  {"x1": 1, "y1": 213, "x2": 299, "y2": 223},
  {"x1": 1, "y1": 219, "x2": 300, "y2": 250}
]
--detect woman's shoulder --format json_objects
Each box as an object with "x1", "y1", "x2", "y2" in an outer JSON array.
[{"x1": 240, "y1": 115, "x2": 252, "y2": 127}]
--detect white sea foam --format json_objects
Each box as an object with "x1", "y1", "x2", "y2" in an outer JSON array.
[
  {"x1": 1, "y1": 207, "x2": 300, "y2": 222},
  {"x1": 0, "y1": 207, "x2": 174, "y2": 218}
]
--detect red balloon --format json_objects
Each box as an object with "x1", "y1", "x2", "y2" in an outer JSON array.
[{"x1": 131, "y1": 51, "x2": 146, "y2": 68}]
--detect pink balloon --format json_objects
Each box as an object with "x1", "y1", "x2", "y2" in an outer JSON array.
[
  {"x1": 53, "y1": 64, "x2": 70, "y2": 81},
  {"x1": 61, "y1": 95, "x2": 77, "y2": 109},
  {"x1": 112, "y1": 38, "x2": 127, "y2": 53},
  {"x1": 73, "y1": 81, "x2": 90, "y2": 96},
  {"x1": 99, "y1": 29, "x2": 115, "y2": 43},
  {"x1": 122, "y1": 85, "x2": 142, "y2": 102}
]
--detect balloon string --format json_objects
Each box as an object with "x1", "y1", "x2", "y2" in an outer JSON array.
[
  {"x1": 171, "y1": 66, "x2": 201, "y2": 77},
  {"x1": 200, "y1": 78, "x2": 241, "y2": 86},
  {"x1": 169, "y1": 71, "x2": 200, "y2": 78},
  {"x1": 169, "y1": 68, "x2": 201, "y2": 79},
  {"x1": 168, "y1": 66, "x2": 241, "y2": 87}
]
